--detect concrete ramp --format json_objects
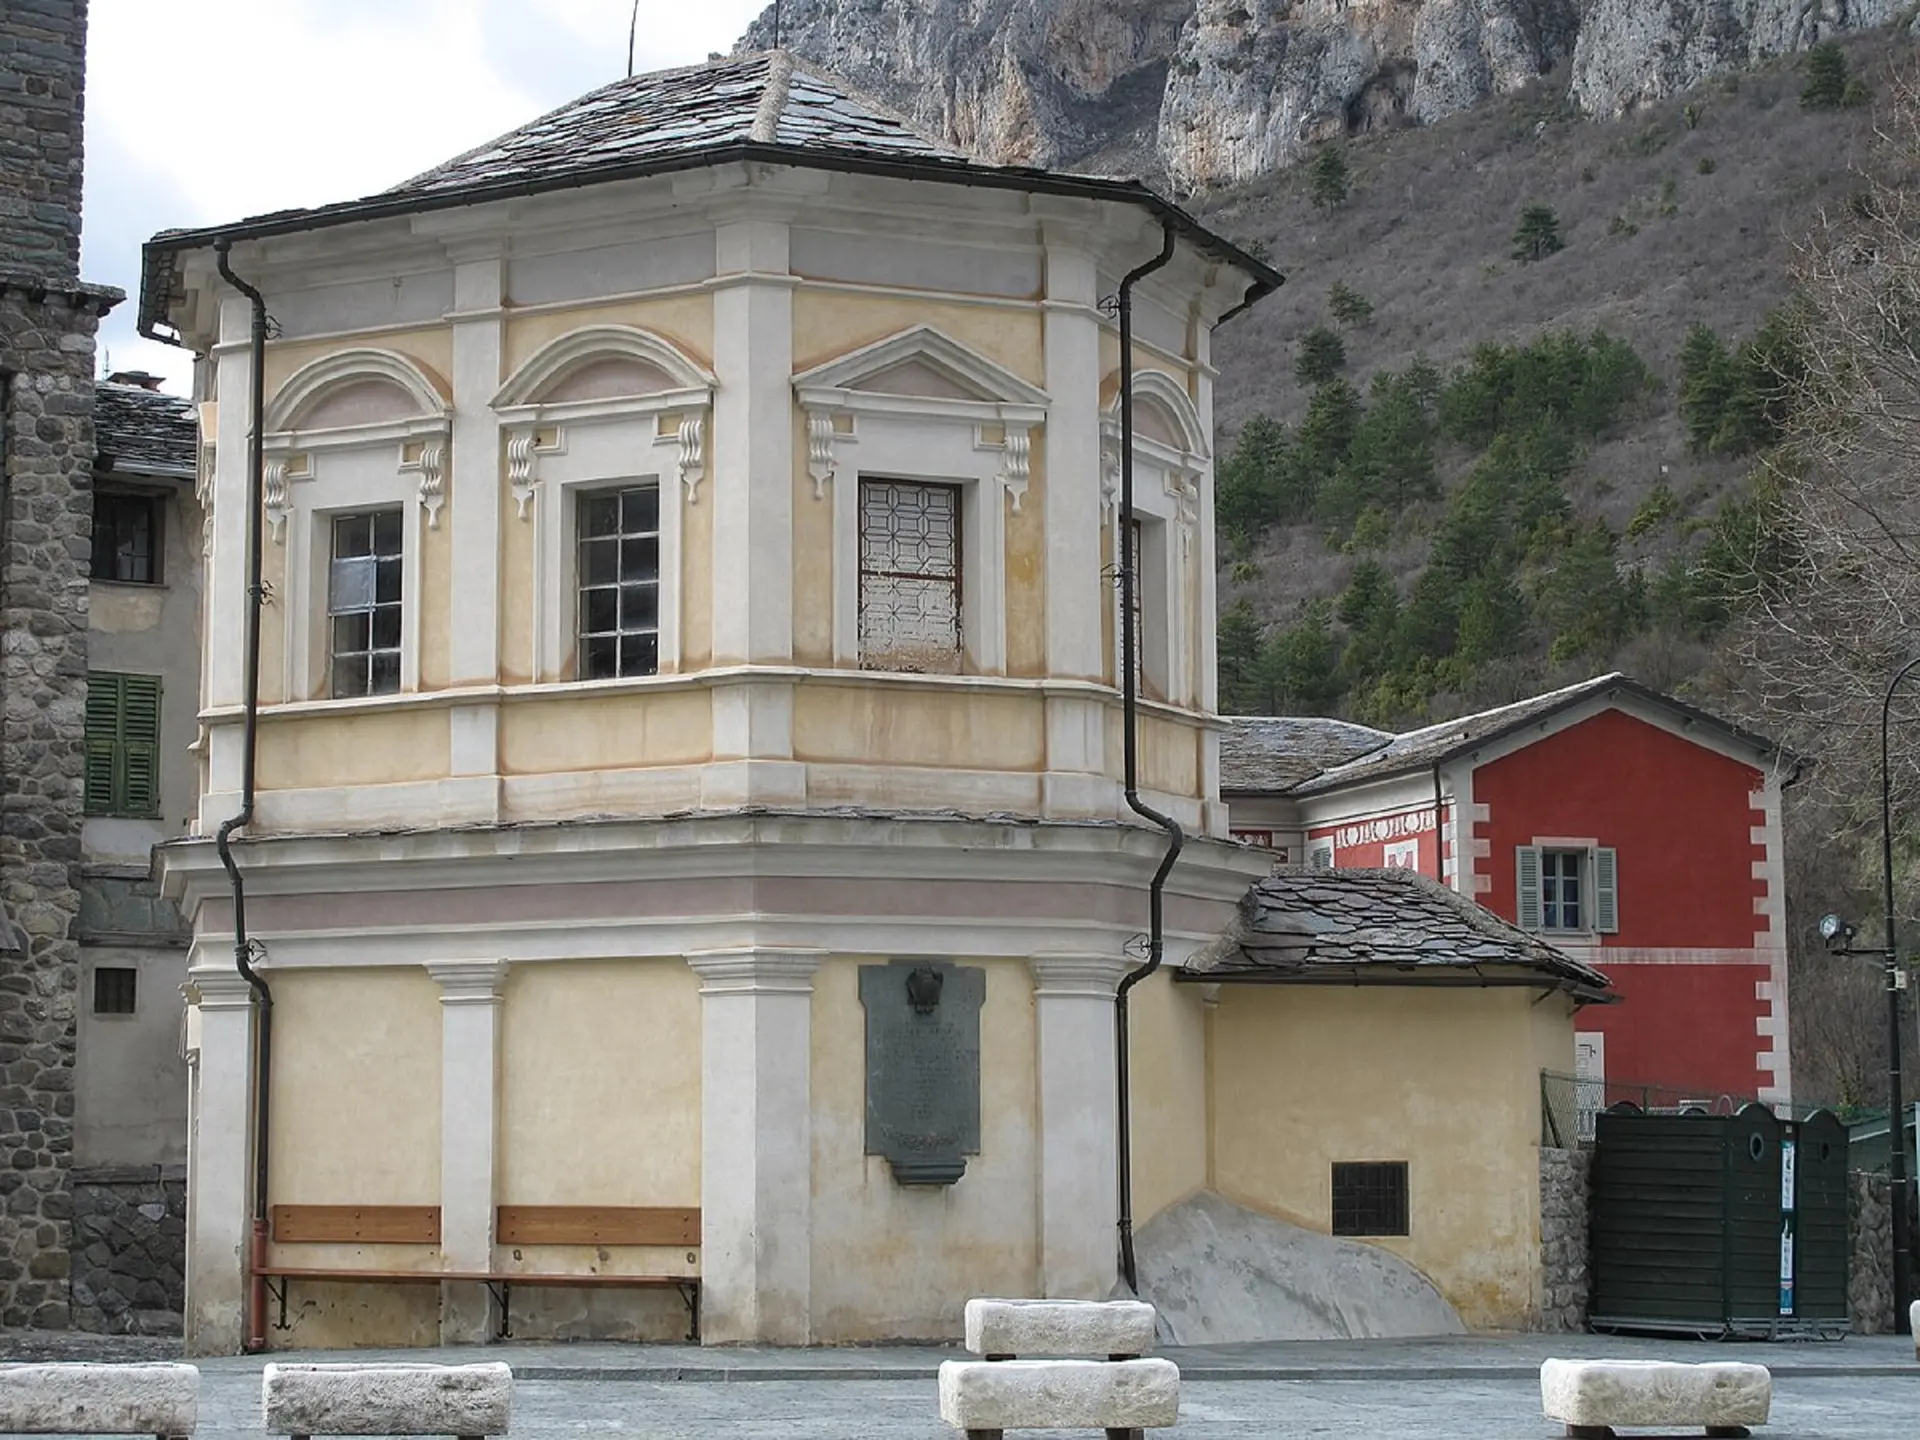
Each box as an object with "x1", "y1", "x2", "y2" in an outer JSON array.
[{"x1": 1131, "y1": 1191, "x2": 1466, "y2": 1344}]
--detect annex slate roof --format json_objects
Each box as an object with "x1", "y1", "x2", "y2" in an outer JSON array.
[
  {"x1": 93, "y1": 381, "x2": 195, "y2": 478},
  {"x1": 394, "y1": 51, "x2": 965, "y2": 199},
  {"x1": 1183, "y1": 866, "x2": 1612, "y2": 999},
  {"x1": 1220, "y1": 716, "x2": 1392, "y2": 794}
]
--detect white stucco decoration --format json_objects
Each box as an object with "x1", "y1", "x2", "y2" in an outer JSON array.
[
  {"x1": 964, "y1": 1298, "x2": 1158, "y2": 1356},
  {"x1": 793, "y1": 324, "x2": 1049, "y2": 514},
  {"x1": 0, "y1": 1362, "x2": 199, "y2": 1435},
  {"x1": 1101, "y1": 367, "x2": 1209, "y2": 523},
  {"x1": 263, "y1": 457, "x2": 289, "y2": 543},
  {"x1": 937, "y1": 1359, "x2": 1179, "y2": 1430},
  {"x1": 1538, "y1": 1359, "x2": 1771, "y2": 1428},
  {"x1": 404, "y1": 438, "x2": 447, "y2": 529},
  {"x1": 262, "y1": 1363, "x2": 512, "y2": 1437},
  {"x1": 491, "y1": 324, "x2": 714, "y2": 518}
]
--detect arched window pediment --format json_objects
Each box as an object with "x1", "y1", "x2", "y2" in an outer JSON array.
[
  {"x1": 492, "y1": 325, "x2": 715, "y2": 511},
  {"x1": 1100, "y1": 367, "x2": 1210, "y2": 521}
]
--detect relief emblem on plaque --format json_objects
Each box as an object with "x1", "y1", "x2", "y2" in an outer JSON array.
[{"x1": 858, "y1": 959, "x2": 985, "y2": 1186}]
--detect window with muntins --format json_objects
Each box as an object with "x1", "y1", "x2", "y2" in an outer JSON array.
[
  {"x1": 92, "y1": 966, "x2": 137, "y2": 1016},
  {"x1": 91, "y1": 492, "x2": 159, "y2": 584},
  {"x1": 328, "y1": 510, "x2": 403, "y2": 698},
  {"x1": 859, "y1": 479, "x2": 961, "y2": 674},
  {"x1": 1332, "y1": 1161, "x2": 1409, "y2": 1236},
  {"x1": 1516, "y1": 845, "x2": 1619, "y2": 934},
  {"x1": 84, "y1": 672, "x2": 161, "y2": 818},
  {"x1": 577, "y1": 484, "x2": 661, "y2": 680}
]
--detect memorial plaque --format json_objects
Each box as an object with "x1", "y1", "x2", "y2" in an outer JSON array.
[{"x1": 859, "y1": 960, "x2": 985, "y2": 1186}]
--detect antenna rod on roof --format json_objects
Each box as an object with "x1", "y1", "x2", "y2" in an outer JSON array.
[{"x1": 627, "y1": 0, "x2": 638, "y2": 77}]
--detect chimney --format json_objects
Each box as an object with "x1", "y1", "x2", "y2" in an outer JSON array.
[{"x1": 108, "y1": 371, "x2": 165, "y2": 391}]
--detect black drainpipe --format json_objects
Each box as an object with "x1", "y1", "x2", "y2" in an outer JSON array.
[
  {"x1": 212, "y1": 240, "x2": 273, "y2": 1354},
  {"x1": 1114, "y1": 223, "x2": 1182, "y2": 1295}
]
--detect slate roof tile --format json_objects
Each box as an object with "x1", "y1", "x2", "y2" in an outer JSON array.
[
  {"x1": 1219, "y1": 716, "x2": 1392, "y2": 793},
  {"x1": 93, "y1": 381, "x2": 195, "y2": 478},
  {"x1": 1184, "y1": 865, "x2": 1612, "y2": 996}
]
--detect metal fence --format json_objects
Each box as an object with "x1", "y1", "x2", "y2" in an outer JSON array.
[{"x1": 1541, "y1": 1070, "x2": 1839, "y2": 1149}]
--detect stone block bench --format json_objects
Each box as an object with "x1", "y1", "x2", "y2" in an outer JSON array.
[
  {"x1": 939, "y1": 1298, "x2": 1177, "y2": 1440},
  {"x1": 1910, "y1": 1300, "x2": 1920, "y2": 1358},
  {"x1": 262, "y1": 1363, "x2": 512, "y2": 1440},
  {"x1": 0, "y1": 1363, "x2": 198, "y2": 1440},
  {"x1": 1540, "y1": 1358, "x2": 1771, "y2": 1439}
]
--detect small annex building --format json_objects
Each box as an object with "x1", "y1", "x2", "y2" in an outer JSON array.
[
  {"x1": 1222, "y1": 676, "x2": 1793, "y2": 1114},
  {"x1": 1166, "y1": 865, "x2": 1610, "y2": 1335}
]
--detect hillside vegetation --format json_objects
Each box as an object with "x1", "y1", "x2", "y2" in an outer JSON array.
[{"x1": 1193, "y1": 29, "x2": 1905, "y2": 726}]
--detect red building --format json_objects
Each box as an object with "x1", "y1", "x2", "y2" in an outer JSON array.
[{"x1": 1221, "y1": 676, "x2": 1792, "y2": 1111}]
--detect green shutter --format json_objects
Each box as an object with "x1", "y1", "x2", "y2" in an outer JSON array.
[
  {"x1": 1516, "y1": 845, "x2": 1543, "y2": 930},
  {"x1": 83, "y1": 672, "x2": 162, "y2": 818},
  {"x1": 1593, "y1": 846, "x2": 1620, "y2": 934}
]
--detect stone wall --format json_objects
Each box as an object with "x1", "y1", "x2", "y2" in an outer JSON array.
[
  {"x1": 1538, "y1": 1146, "x2": 1591, "y2": 1331},
  {"x1": 0, "y1": 0, "x2": 88, "y2": 279},
  {"x1": 69, "y1": 1164, "x2": 184, "y2": 1335},
  {"x1": 1850, "y1": 1170, "x2": 1895, "y2": 1335}
]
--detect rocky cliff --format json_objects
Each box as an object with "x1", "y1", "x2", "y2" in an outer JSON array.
[{"x1": 738, "y1": 0, "x2": 1909, "y2": 189}]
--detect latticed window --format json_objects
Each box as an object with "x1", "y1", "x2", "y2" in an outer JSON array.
[
  {"x1": 859, "y1": 480, "x2": 961, "y2": 674},
  {"x1": 328, "y1": 510, "x2": 403, "y2": 698},
  {"x1": 577, "y1": 485, "x2": 660, "y2": 680},
  {"x1": 1116, "y1": 517, "x2": 1144, "y2": 693},
  {"x1": 1331, "y1": 1161, "x2": 1409, "y2": 1237},
  {"x1": 84, "y1": 672, "x2": 161, "y2": 818}
]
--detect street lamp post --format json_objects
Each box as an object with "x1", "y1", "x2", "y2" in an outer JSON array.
[{"x1": 1882, "y1": 657, "x2": 1920, "y2": 1335}]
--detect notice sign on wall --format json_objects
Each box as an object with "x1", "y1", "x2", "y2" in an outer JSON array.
[
  {"x1": 859, "y1": 960, "x2": 985, "y2": 1187},
  {"x1": 1779, "y1": 1134, "x2": 1798, "y2": 1316}
]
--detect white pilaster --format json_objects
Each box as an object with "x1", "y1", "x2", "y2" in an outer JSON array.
[
  {"x1": 687, "y1": 947, "x2": 824, "y2": 1344},
  {"x1": 1192, "y1": 318, "x2": 1219, "y2": 715},
  {"x1": 711, "y1": 217, "x2": 795, "y2": 665},
  {"x1": 183, "y1": 965, "x2": 256, "y2": 1356},
  {"x1": 1028, "y1": 952, "x2": 1129, "y2": 1300},
  {"x1": 205, "y1": 294, "x2": 258, "y2": 713},
  {"x1": 1042, "y1": 233, "x2": 1105, "y2": 683},
  {"x1": 448, "y1": 248, "x2": 505, "y2": 685},
  {"x1": 427, "y1": 959, "x2": 508, "y2": 1343}
]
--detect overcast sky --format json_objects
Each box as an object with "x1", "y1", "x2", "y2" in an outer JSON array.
[{"x1": 82, "y1": 0, "x2": 772, "y2": 394}]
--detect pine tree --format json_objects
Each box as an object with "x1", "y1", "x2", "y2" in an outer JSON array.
[
  {"x1": 1295, "y1": 326, "x2": 1348, "y2": 386},
  {"x1": 1216, "y1": 600, "x2": 1266, "y2": 713},
  {"x1": 1328, "y1": 281, "x2": 1374, "y2": 328},
  {"x1": 1802, "y1": 43, "x2": 1849, "y2": 110},
  {"x1": 1309, "y1": 147, "x2": 1351, "y2": 210},
  {"x1": 1511, "y1": 204, "x2": 1565, "y2": 262}
]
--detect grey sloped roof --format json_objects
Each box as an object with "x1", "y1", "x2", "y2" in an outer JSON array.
[
  {"x1": 393, "y1": 51, "x2": 965, "y2": 199},
  {"x1": 1220, "y1": 716, "x2": 1392, "y2": 794},
  {"x1": 94, "y1": 381, "x2": 195, "y2": 478},
  {"x1": 1183, "y1": 866, "x2": 1612, "y2": 998}
]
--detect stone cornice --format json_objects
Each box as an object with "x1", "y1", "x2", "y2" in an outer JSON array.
[
  {"x1": 186, "y1": 967, "x2": 257, "y2": 1009},
  {"x1": 1027, "y1": 952, "x2": 1133, "y2": 999}
]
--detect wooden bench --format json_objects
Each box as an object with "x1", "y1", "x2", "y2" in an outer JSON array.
[{"x1": 260, "y1": 1205, "x2": 700, "y2": 1341}]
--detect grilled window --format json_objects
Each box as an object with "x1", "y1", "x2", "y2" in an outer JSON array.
[
  {"x1": 84, "y1": 672, "x2": 162, "y2": 818},
  {"x1": 328, "y1": 510, "x2": 404, "y2": 698},
  {"x1": 577, "y1": 485, "x2": 660, "y2": 680},
  {"x1": 92, "y1": 967, "x2": 137, "y2": 1016},
  {"x1": 1331, "y1": 1161, "x2": 1409, "y2": 1237},
  {"x1": 92, "y1": 492, "x2": 160, "y2": 584},
  {"x1": 859, "y1": 480, "x2": 961, "y2": 674}
]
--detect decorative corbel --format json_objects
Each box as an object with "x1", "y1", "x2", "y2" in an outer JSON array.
[
  {"x1": 806, "y1": 408, "x2": 837, "y2": 500},
  {"x1": 412, "y1": 438, "x2": 446, "y2": 530},
  {"x1": 1098, "y1": 421, "x2": 1121, "y2": 516},
  {"x1": 506, "y1": 425, "x2": 539, "y2": 520},
  {"x1": 677, "y1": 413, "x2": 707, "y2": 503},
  {"x1": 998, "y1": 423, "x2": 1033, "y2": 513},
  {"x1": 263, "y1": 457, "x2": 289, "y2": 544}
]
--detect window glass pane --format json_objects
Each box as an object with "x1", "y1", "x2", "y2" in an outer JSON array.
[
  {"x1": 582, "y1": 635, "x2": 619, "y2": 681},
  {"x1": 370, "y1": 651, "x2": 401, "y2": 695},
  {"x1": 621, "y1": 536, "x2": 659, "y2": 583},
  {"x1": 620, "y1": 632, "x2": 658, "y2": 677},
  {"x1": 370, "y1": 606, "x2": 402, "y2": 650},
  {"x1": 332, "y1": 613, "x2": 370, "y2": 655},
  {"x1": 582, "y1": 587, "x2": 617, "y2": 634},
  {"x1": 621, "y1": 486, "x2": 658, "y2": 533},
  {"x1": 621, "y1": 583, "x2": 658, "y2": 632},
  {"x1": 375, "y1": 557, "x2": 402, "y2": 604},
  {"x1": 373, "y1": 509, "x2": 403, "y2": 552},
  {"x1": 334, "y1": 513, "x2": 372, "y2": 557},
  {"x1": 582, "y1": 494, "x2": 621, "y2": 538},
  {"x1": 581, "y1": 539, "x2": 619, "y2": 587},
  {"x1": 329, "y1": 556, "x2": 377, "y2": 613},
  {"x1": 333, "y1": 657, "x2": 368, "y2": 698}
]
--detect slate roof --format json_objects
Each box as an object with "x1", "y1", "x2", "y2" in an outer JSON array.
[
  {"x1": 394, "y1": 52, "x2": 965, "y2": 199},
  {"x1": 1220, "y1": 716, "x2": 1392, "y2": 794},
  {"x1": 138, "y1": 52, "x2": 1283, "y2": 343},
  {"x1": 93, "y1": 381, "x2": 195, "y2": 479},
  {"x1": 1182, "y1": 866, "x2": 1613, "y2": 999}
]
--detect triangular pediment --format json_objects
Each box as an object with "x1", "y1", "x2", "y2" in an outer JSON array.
[{"x1": 794, "y1": 326, "x2": 1050, "y2": 410}]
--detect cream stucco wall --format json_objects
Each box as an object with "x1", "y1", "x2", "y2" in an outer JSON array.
[
  {"x1": 1127, "y1": 970, "x2": 1210, "y2": 1225},
  {"x1": 498, "y1": 690, "x2": 712, "y2": 775},
  {"x1": 502, "y1": 294, "x2": 713, "y2": 377},
  {"x1": 792, "y1": 684, "x2": 1044, "y2": 772},
  {"x1": 808, "y1": 956, "x2": 1038, "y2": 1341},
  {"x1": 265, "y1": 967, "x2": 444, "y2": 1348},
  {"x1": 256, "y1": 708, "x2": 450, "y2": 791},
  {"x1": 1209, "y1": 983, "x2": 1553, "y2": 1331}
]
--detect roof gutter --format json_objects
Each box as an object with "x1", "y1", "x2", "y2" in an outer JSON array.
[
  {"x1": 1172, "y1": 969, "x2": 1617, "y2": 1004},
  {"x1": 138, "y1": 141, "x2": 1282, "y2": 342}
]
